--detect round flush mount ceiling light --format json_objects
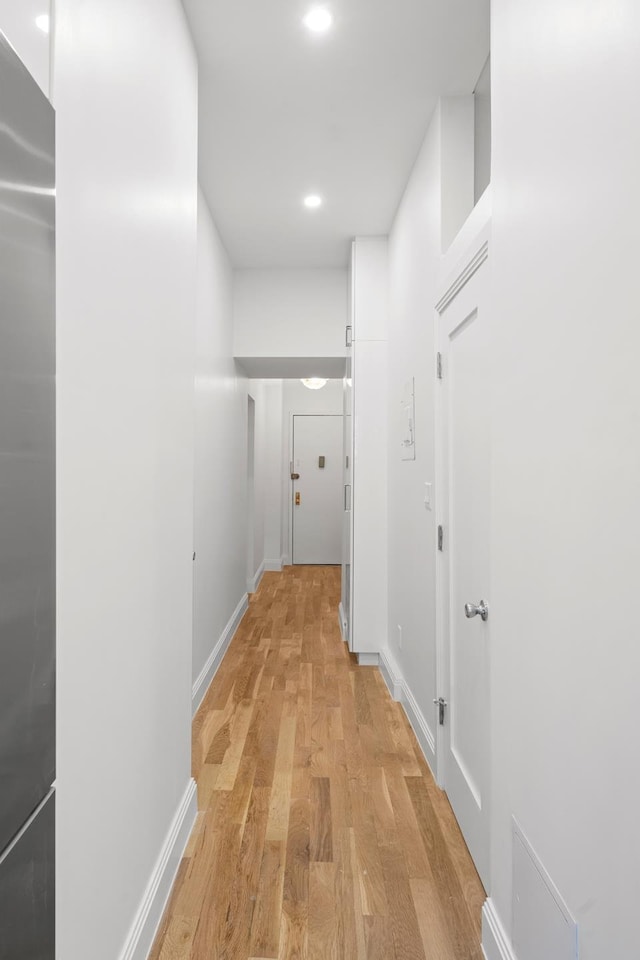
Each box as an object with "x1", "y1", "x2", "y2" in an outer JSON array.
[
  {"x1": 301, "y1": 378, "x2": 328, "y2": 390},
  {"x1": 303, "y1": 6, "x2": 333, "y2": 33},
  {"x1": 303, "y1": 194, "x2": 323, "y2": 210},
  {"x1": 35, "y1": 13, "x2": 50, "y2": 33}
]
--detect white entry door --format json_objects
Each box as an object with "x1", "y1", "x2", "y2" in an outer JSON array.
[
  {"x1": 292, "y1": 415, "x2": 343, "y2": 564},
  {"x1": 437, "y1": 238, "x2": 491, "y2": 889}
]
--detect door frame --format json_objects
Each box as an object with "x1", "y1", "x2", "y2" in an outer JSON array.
[
  {"x1": 434, "y1": 216, "x2": 492, "y2": 885},
  {"x1": 340, "y1": 365, "x2": 354, "y2": 650},
  {"x1": 246, "y1": 393, "x2": 256, "y2": 591},
  {"x1": 288, "y1": 412, "x2": 344, "y2": 565}
]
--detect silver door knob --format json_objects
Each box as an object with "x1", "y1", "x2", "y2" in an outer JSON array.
[{"x1": 465, "y1": 600, "x2": 489, "y2": 622}]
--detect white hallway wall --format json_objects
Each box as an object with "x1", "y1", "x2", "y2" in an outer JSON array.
[
  {"x1": 193, "y1": 190, "x2": 256, "y2": 705},
  {"x1": 234, "y1": 268, "x2": 348, "y2": 363},
  {"x1": 384, "y1": 111, "x2": 441, "y2": 758},
  {"x1": 1, "y1": 9, "x2": 262, "y2": 953},
  {"x1": 384, "y1": 98, "x2": 477, "y2": 767},
  {"x1": 384, "y1": 4, "x2": 640, "y2": 956},
  {"x1": 54, "y1": 2, "x2": 197, "y2": 959},
  {"x1": 488, "y1": 1, "x2": 640, "y2": 956}
]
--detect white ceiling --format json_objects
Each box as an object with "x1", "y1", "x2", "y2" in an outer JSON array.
[{"x1": 183, "y1": 0, "x2": 490, "y2": 269}]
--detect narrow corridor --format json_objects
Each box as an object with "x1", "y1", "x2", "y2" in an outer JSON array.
[{"x1": 150, "y1": 566, "x2": 485, "y2": 959}]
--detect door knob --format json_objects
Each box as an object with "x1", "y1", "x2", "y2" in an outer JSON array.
[{"x1": 464, "y1": 600, "x2": 489, "y2": 622}]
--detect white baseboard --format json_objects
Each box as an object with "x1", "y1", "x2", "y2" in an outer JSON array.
[
  {"x1": 402, "y1": 677, "x2": 436, "y2": 769},
  {"x1": 357, "y1": 652, "x2": 379, "y2": 667},
  {"x1": 118, "y1": 779, "x2": 197, "y2": 960},
  {"x1": 378, "y1": 649, "x2": 404, "y2": 701},
  {"x1": 264, "y1": 557, "x2": 283, "y2": 572},
  {"x1": 192, "y1": 592, "x2": 249, "y2": 715},
  {"x1": 482, "y1": 899, "x2": 517, "y2": 960},
  {"x1": 282, "y1": 554, "x2": 291, "y2": 567},
  {"x1": 247, "y1": 560, "x2": 265, "y2": 594},
  {"x1": 378, "y1": 649, "x2": 436, "y2": 774}
]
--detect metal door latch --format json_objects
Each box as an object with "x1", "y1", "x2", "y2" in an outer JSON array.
[
  {"x1": 464, "y1": 600, "x2": 489, "y2": 622},
  {"x1": 433, "y1": 697, "x2": 447, "y2": 725}
]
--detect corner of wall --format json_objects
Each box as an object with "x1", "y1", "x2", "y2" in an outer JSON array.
[
  {"x1": 192, "y1": 592, "x2": 249, "y2": 716},
  {"x1": 118, "y1": 779, "x2": 197, "y2": 960},
  {"x1": 247, "y1": 560, "x2": 265, "y2": 596},
  {"x1": 439, "y1": 95, "x2": 476, "y2": 253},
  {"x1": 378, "y1": 646, "x2": 437, "y2": 777}
]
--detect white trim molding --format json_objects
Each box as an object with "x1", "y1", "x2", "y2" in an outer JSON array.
[
  {"x1": 378, "y1": 650, "x2": 403, "y2": 702},
  {"x1": 402, "y1": 677, "x2": 436, "y2": 768},
  {"x1": 357, "y1": 652, "x2": 379, "y2": 667},
  {"x1": 263, "y1": 557, "x2": 283, "y2": 572},
  {"x1": 482, "y1": 899, "x2": 517, "y2": 960},
  {"x1": 436, "y1": 239, "x2": 489, "y2": 314},
  {"x1": 192, "y1": 592, "x2": 249, "y2": 715},
  {"x1": 378, "y1": 650, "x2": 437, "y2": 773},
  {"x1": 118, "y1": 779, "x2": 197, "y2": 960},
  {"x1": 247, "y1": 560, "x2": 265, "y2": 595}
]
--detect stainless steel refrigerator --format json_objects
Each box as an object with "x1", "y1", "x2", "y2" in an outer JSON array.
[{"x1": 0, "y1": 33, "x2": 56, "y2": 960}]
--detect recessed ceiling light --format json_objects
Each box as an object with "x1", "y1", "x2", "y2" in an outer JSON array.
[
  {"x1": 35, "y1": 13, "x2": 50, "y2": 33},
  {"x1": 304, "y1": 194, "x2": 323, "y2": 209},
  {"x1": 303, "y1": 7, "x2": 333, "y2": 34},
  {"x1": 301, "y1": 378, "x2": 328, "y2": 390}
]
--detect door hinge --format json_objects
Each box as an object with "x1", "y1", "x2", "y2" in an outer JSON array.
[
  {"x1": 436, "y1": 352, "x2": 443, "y2": 380},
  {"x1": 438, "y1": 525, "x2": 444, "y2": 551},
  {"x1": 433, "y1": 697, "x2": 447, "y2": 725}
]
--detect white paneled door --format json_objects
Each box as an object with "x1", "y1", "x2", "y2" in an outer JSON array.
[
  {"x1": 292, "y1": 415, "x2": 343, "y2": 565},
  {"x1": 437, "y1": 236, "x2": 491, "y2": 890}
]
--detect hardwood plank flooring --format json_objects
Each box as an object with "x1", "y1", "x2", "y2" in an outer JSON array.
[{"x1": 149, "y1": 565, "x2": 485, "y2": 960}]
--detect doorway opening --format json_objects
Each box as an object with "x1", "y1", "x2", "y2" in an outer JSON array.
[{"x1": 290, "y1": 413, "x2": 343, "y2": 565}]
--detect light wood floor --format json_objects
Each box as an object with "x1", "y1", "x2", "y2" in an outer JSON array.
[{"x1": 150, "y1": 565, "x2": 485, "y2": 960}]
